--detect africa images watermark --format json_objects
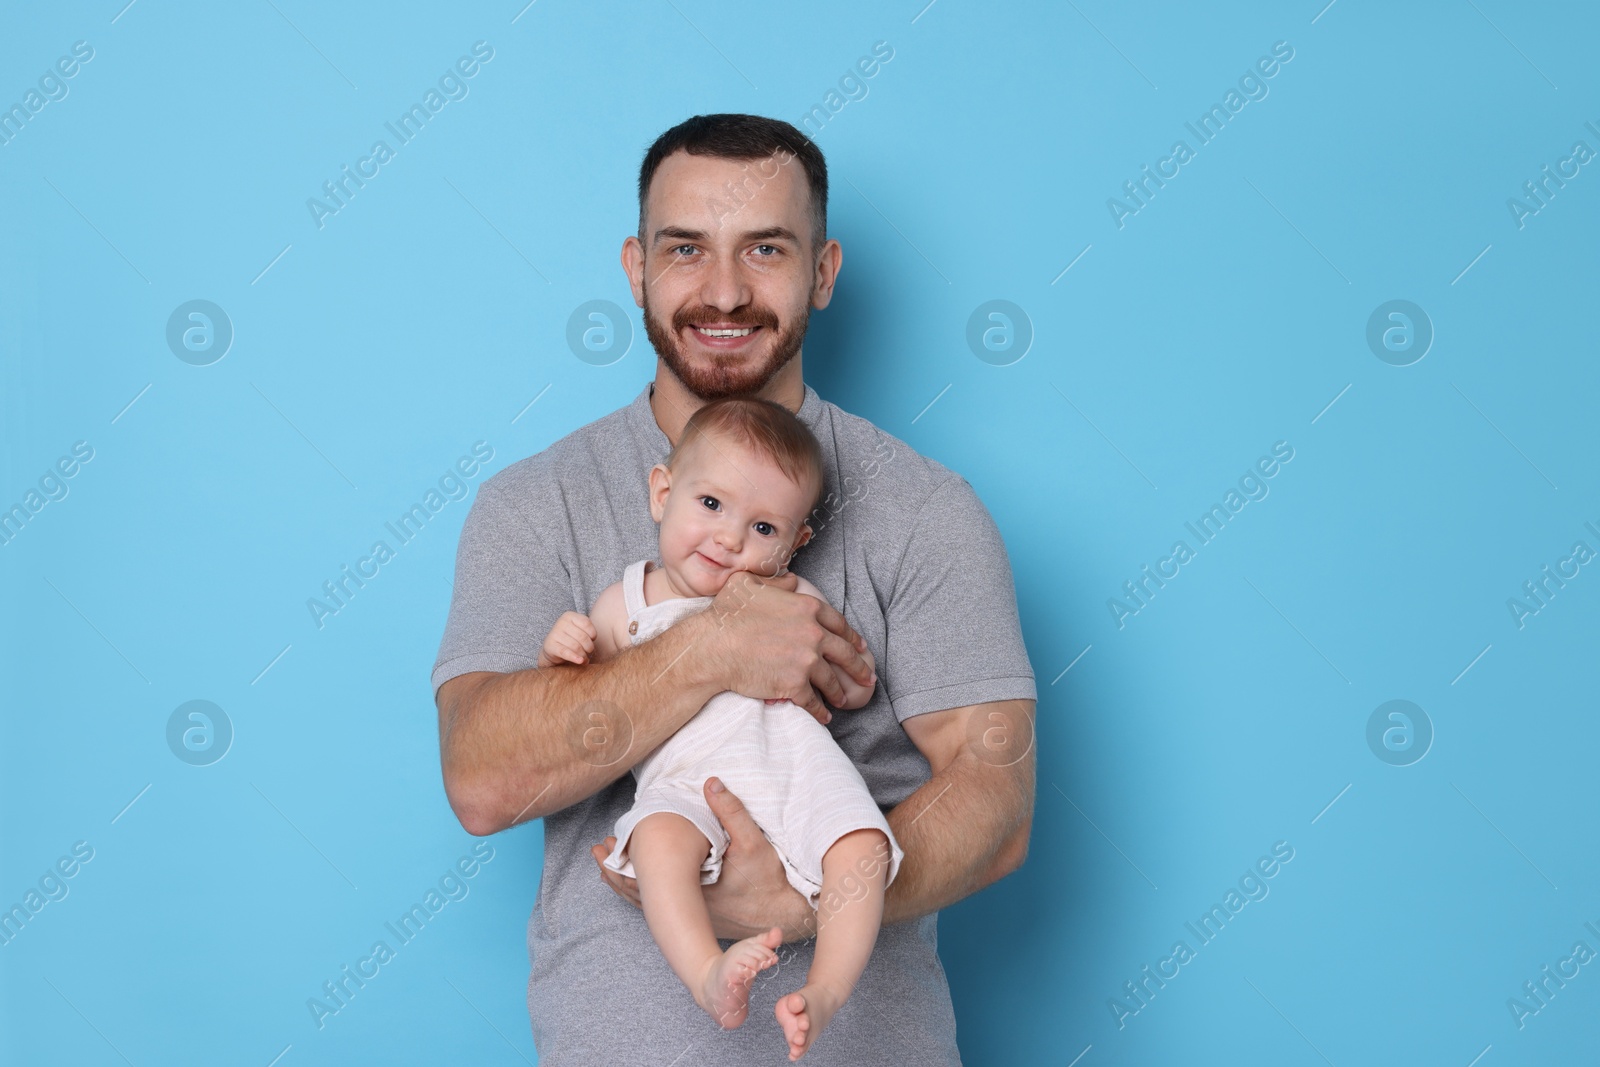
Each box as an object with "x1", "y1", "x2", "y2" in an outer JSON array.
[
  {"x1": 1506, "y1": 119, "x2": 1600, "y2": 230},
  {"x1": 0, "y1": 40, "x2": 94, "y2": 148},
  {"x1": 306, "y1": 41, "x2": 495, "y2": 229},
  {"x1": 306, "y1": 441, "x2": 493, "y2": 629},
  {"x1": 1505, "y1": 519, "x2": 1599, "y2": 630},
  {"x1": 1107, "y1": 441, "x2": 1295, "y2": 629},
  {"x1": 1109, "y1": 840, "x2": 1296, "y2": 1029},
  {"x1": 1107, "y1": 40, "x2": 1296, "y2": 229},
  {"x1": 306, "y1": 843, "x2": 495, "y2": 1029}
]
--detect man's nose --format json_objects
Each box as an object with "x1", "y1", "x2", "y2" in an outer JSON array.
[{"x1": 701, "y1": 252, "x2": 751, "y2": 312}]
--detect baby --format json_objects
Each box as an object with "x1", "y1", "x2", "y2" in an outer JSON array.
[{"x1": 538, "y1": 396, "x2": 904, "y2": 1060}]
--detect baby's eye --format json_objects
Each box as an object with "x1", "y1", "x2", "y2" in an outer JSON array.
[
  {"x1": 700, "y1": 495, "x2": 721, "y2": 511},
  {"x1": 754, "y1": 521, "x2": 775, "y2": 536}
]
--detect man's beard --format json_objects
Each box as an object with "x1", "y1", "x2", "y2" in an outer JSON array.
[{"x1": 642, "y1": 285, "x2": 809, "y2": 402}]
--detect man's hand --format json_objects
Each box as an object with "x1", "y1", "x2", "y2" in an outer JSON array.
[
  {"x1": 704, "y1": 570, "x2": 873, "y2": 725},
  {"x1": 590, "y1": 777, "x2": 815, "y2": 943}
]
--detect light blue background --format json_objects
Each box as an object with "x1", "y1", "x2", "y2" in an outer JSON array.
[{"x1": 4, "y1": 1, "x2": 1598, "y2": 1064}]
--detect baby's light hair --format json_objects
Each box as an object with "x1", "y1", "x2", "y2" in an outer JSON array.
[{"x1": 667, "y1": 397, "x2": 824, "y2": 510}]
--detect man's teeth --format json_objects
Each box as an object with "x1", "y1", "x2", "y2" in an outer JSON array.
[{"x1": 694, "y1": 326, "x2": 754, "y2": 337}]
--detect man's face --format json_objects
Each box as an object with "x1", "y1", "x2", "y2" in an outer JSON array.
[{"x1": 626, "y1": 150, "x2": 839, "y2": 401}]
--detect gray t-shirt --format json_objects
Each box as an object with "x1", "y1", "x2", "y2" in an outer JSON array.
[{"x1": 433, "y1": 381, "x2": 1036, "y2": 1066}]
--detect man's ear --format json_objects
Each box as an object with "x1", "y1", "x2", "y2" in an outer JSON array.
[
  {"x1": 648, "y1": 463, "x2": 672, "y2": 522},
  {"x1": 621, "y1": 234, "x2": 647, "y2": 308}
]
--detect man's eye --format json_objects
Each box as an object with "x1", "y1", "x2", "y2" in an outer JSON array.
[
  {"x1": 671, "y1": 245, "x2": 698, "y2": 257},
  {"x1": 700, "y1": 496, "x2": 720, "y2": 511},
  {"x1": 754, "y1": 522, "x2": 775, "y2": 536},
  {"x1": 753, "y1": 244, "x2": 778, "y2": 256}
]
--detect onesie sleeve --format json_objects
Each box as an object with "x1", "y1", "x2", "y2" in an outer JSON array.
[
  {"x1": 431, "y1": 477, "x2": 575, "y2": 693},
  {"x1": 881, "y1": 476, "x2": 1037, "y2": 722}
]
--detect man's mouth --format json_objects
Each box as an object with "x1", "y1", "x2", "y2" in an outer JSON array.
[{"x1": 692, "y1": 325, "x2": 758, "y2": 338}]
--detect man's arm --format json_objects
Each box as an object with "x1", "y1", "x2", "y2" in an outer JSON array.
[
  {"x1": 438, "y1": 570, "x2": 874, "y2": 836},
  {"x1": 880, "y1": 698, "x2": 1036, "y2": 926}
]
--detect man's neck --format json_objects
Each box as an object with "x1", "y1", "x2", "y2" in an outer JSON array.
[{"x1": 648, "y1": 359, "x2": 806, "y2": 446}]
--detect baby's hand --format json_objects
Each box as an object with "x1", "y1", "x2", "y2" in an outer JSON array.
[{"x1": 539, "y1": 611, "x2": 597, "y2": 668}]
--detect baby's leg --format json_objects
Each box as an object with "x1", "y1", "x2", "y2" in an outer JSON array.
[
  {"x1": 627, "y1": 811, "x2": 782, "y2": 1030},
  {"x1": 775, "y1": 828, "x2": 891, "y2": 1061}
]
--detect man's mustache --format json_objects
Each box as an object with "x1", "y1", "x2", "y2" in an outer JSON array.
[{"x1": 673, "y1": 307, "x2": 781, "y2": 330}]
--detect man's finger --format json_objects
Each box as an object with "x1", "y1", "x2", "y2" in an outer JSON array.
[
  {"x1": 818, "y1": 630, "x2": 873, "y2": 687},
  {"x1": 808, "y1": 658, "x2": 848, "y2": 710},
  {"x1": 792, "y1": 686, "x2": 832, "y2": 725},
  {"x1": 809, "y1": 597, "x2": 859, "y2": 652},
  {"x1": 704, "y1": 777, "x2": 764, "y2": 847}
]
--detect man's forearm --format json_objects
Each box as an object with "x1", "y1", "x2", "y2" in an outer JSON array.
[
  {"x1": 880, "y1": 744, "x2": 1035, "y2": 927},
  {"x1": 438, "y1": 613, "x2": 726, "y2": 835}
]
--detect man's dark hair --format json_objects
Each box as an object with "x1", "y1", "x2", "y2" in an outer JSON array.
[{"x1": 637, "y1": 113, "x2": 828, "y2": 253}]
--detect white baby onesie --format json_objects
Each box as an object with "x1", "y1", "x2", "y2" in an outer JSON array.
[{"x1": 601, "y1": 560, "x2": 904, "y2": 908}]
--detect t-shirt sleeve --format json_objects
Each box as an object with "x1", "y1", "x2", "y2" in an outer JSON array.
[
  {"x1": 882, "y1": 475, "x2": 1037, "y2": 721},
  {"x1": 431, "y1": 478, "x2": 575, "y2": 694}
]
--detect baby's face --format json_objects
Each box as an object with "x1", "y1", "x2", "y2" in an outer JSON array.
[{"x1": 648, "y1": 434, "x2": 817, "y2": 598}]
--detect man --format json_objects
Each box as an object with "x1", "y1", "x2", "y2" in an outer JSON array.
[{"x1": 433, "y1": 113, "x2": 1036, "y2": 1064}]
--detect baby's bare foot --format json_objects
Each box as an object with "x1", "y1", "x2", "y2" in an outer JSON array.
[
  {"x1": 775, "y1": 982, "x2": 846, "y2": 1061},
  {"x1": 695, "y1": 926, "x2": 782, "y2": 1030}
]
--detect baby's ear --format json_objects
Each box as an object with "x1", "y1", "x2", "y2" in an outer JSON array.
[
  {"x1": 647, "y1": 463, "x2": 672, "y2": 522},
  {"x1": 791, "y1": 522, "x2": 814, "y2": 553}
]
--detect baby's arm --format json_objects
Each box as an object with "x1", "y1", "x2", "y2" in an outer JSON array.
[
  {"x1": 792, "y1": 576, "x2": 877, "y2": 710},
  {"x1": 538, "y1": 582, "x2": 629, "y2": 668}
]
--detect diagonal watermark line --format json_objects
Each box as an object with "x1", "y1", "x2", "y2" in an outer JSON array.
[
  {"x1": 1451, "y1": 781, "x2": 1558, "y2": 889},
  {"x1": 1063, "y1": 0, "x2": 1156, "y2": 88},
  {"x1": 511, "y1": 783, "x2": 554, "y2": 826},
  {"x1": 1053, "y1": 783, "x2": 1158, "y2": 888},
  {"x1": 1051, "y1": 644, "x2": 1092, "y2": 684},
  {"x1": 1451, "y1": 243, "x2": 1491, "y2": 285},
  {"x1": 662, "y1": 0, "x2": 757, "y2": 89},
  {"x1": 42, "y1": 576, "x2": 150, "y2": 683},
  {"x1": 264, "y1": 0, "x2": 357, "y2": 89},
  {"x1": 664, "y1": 1042, "x2": 697, "y2": 1067},
  {"x1": 111, "y1": 783, "x2": 151, "y2": 824},
  {"x1": 1464, "y1": 1043, "x2": 1491, "y2": 1067},
  {"x1": 43, "y1": 977, "x2": 136, "y2": 1066},
  {"x1": 1243, "y1": 576, "x2": 1351, "y2": 684},
  {"x1": 1244, "y1": 977, "x2": 1335, "y2": 1065},
  {"x1": 111, "y1": 0, "x2": 139, "y2": 23},
  {"x1": 1049, "y1": 381, "x2": 1157, "y2": 488},
  {"x1": 1242, "y1": 176, "x2": 1350, "y2": 284},
  {"x1": 1051, "y1": 243, "x2": 1093, "y2": 284},
  {"x1": 443, "y1": 176, "x2": 551, "y2": 282},
  {"x1": 1311, "y1": 783, "x2": 1351, "y2": 824},
  {"x1": 252, "y1": 243, "x2": 292, "y2": 285},
  {"x1": 910, "y1": 0, "x2": 939, "y2": 23},
  {"x1": 1311, "y1": 384, "x2": 1351, "y2": 424},
  {"x1": 1451, "y1": 643, "x2": 1491, "y2": 685},
  {"x1": 1310, "y1": 0, "x2": 1338, "y2": 24},
  {"x1": 265, "y1": 1045, "x2": 292, "y2": 1067},
  {"x1": 512, "y1": 383, "x2": 552, "y2": 424},
  {"x1": 511, "y1": 0, "x2": 539, "y2": 23},
  {"x1": 445, "y1": 977, "x2": 535, "y2": 1063},
  {"x1": 44, "y1": 177, "x2": 151, "y2": 284},
  {"x1": 906, "y1": 780, "x2": 953, "y2": 829},
  {"x1": 111, "y1": 383, "x2": 152, "y2": 424},
  {"x1": 843, "y1": 176, "x2": 952, "y2": 284},
  {"x1": 1450, "y1": 383, "x2": 1557, "y2": 489},
  {"x1": 911, "y1": 383, "x2": 951, "y2": 425},
  {"x1": 1066, "y1": 1044, "x2": 1092, "y2": 1067},
  {"x1": 252, "y1": 644, "x2": 292, "y2": 685},
  {"x1": 1464, "y1": 0, "x2": 1558, "y2": 89},
  {"x1": 251, "y1": 382, "x2": 359, "y2": 489},
  {"x1": 253, "y1": 782, "x2": 360, "y2": 889}
]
